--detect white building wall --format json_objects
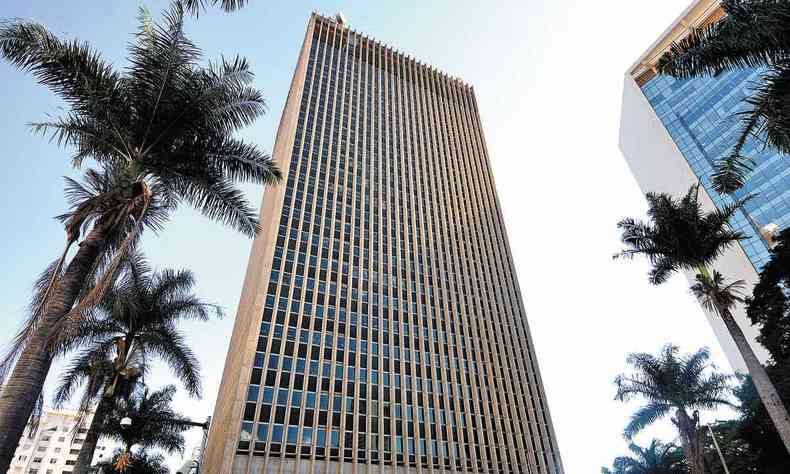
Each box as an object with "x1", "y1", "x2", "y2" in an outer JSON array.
[
  {"x1": 618, "y1": 74, "x2": 770, "y2": 373},
  {"x1": 7, "y1": 409, "x2": 117, "y2": 474}
]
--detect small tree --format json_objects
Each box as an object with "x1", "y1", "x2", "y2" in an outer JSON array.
[{"x1": 614, "y1": 345, "x2": 731, "y2": 474}]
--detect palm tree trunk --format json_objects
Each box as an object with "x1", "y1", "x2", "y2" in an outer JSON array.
[
  {"x1": 73, "y1": 397, "x2": 112, "y2": 474},
  {"x1": 0, "y1": 225, "x2": 108, "y2": 472},
  {"x1": 675, "y1": 410, "x2": 705, "y2": 474},
  {"x1": 717, "y1": 304, "x2": 790, "y2": 453}
]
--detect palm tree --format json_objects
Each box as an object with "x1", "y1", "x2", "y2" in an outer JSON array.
[
  {"x1": 615, "y1": 184, "x2": 790, "y2": 452},
  {"x1": 97, "y1": 385, "x2": 193, "y2": 473},
  {"x1": 601, "y1": 439, "x2": 687, "y2": 474},
  {"x1": 614, "y1": 345, "x2": 731, "y2": 474},
  {"x1": 0, "y1": 1, "x2": 280, "y2": 467},
  {"x1": 51, "y1": 254, "x2": 220, "y2": 474},
  {"x1": 656, "y1": 0, "x2": 790, "y2": 194},
  {"x1": 95, "y1": 450, "x2": 169, "y2": 474}
]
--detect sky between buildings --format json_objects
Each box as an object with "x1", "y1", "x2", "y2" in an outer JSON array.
[{"x1": 0, "y1": 0, "x2": 737, "y2": 471}]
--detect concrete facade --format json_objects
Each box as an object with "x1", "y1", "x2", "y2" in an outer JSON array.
[{"x1": 205, "y1": 12, "x2": 563, "y2": 474}]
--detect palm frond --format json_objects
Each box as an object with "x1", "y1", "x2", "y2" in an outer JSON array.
[
  {"x1": 52, "y1": 349, "x2": 113, "y2": 408},
  {"x1": 0, "y1": 257, "x2": 67, "y2": 384},
  {"x1": 205, "y1": 137, "x2": 280, "y2": 185},
  {"x1": 712, "y1": 152, "x2": 755, "y2": 195},
  {"x1": 0, "y1": 20, "x2": 122, "y2": 113},
  {"x1": 657, "y1": 0, "x2": 790, "y2": 78},
  {"x1": 183, "y1": 0, "x2": 249, "y2": 17},
  {"x1": 142, "y1": 326, "x2": 202, "y2": 397},
  {"x1": 169, "y1": 174, "x2": 261, "y2": 237},
  {"x1": 623, "y1": 402, "x2": 672, "y2": 439}
]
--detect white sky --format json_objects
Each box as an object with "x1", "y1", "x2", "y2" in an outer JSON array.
[{"x1": 0, "y1": 1, "x2": 740, "y2": 472}]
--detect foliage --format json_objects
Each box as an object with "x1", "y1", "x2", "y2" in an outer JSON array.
[
  {"x1": 747, "y1": 228, "x2": 790, "y2": 362},
  {"x1": 601, "y1": 439, "x2": 687, "y2": 474},
  {"x1": 657, "y1": 0, "x2": 790, "y2": 194},
  {"x1": 702, "y1": 376, "x2": 790, "y2": 473},
  {"x1": 614, "y1": 185, "x2": 745, "y2": 284}
]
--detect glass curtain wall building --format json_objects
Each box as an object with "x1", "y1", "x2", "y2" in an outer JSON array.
[
  {"x1": 204, "y1": 12, "x2": 563, "y2": 474},
  {"x1": 641, "y1": 65, "x2": 789, "y2": 269},
  {"x1": 619, "y1": 0, "x2": 785, "y2": 371}
]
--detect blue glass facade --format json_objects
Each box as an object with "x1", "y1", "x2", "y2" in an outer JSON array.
[{"x1": 642, "y1": 68, "x2": 790, "y2": 269}]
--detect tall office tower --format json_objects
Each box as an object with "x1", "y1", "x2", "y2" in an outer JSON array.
[
  {"x1": 204, "y1": 12, "x2": 563, "y2": 474},
  {"x1": 619, "y1": 0, "x2": 789, "y2": 372}
]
